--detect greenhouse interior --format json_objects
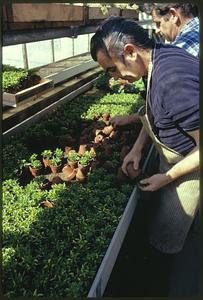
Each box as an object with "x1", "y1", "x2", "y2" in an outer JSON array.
[{"x1": 2, "y1": 2, "x2": 200, "y2": 298}]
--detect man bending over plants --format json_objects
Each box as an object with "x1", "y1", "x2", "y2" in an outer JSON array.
[{"x1": 90, "y1": 16, "x2": 199, "y2": 296}]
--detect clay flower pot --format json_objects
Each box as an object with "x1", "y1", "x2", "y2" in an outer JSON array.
[
  {"x1": 109, "y1": 130, "x2": 119, "y2": 139},
  {"x1": 39, "y1": 200, "x2": 54, "y2": 208},
  {"x1": 68, "y1": 161, "x2": 78, "y2": 170},
  {"x1": 62, "y1": 165, "x2": 77, "y2": 181},
  {"x1": 50, "y1": 164, "x2": 61, "y2": 174},
  {"x1": 64, "y1": 146, "x2": 73, "y2": 155},
  {"x1": 117, "y1": 167, "x2": 129, "y2": 183},
  {"x1": 29, "y1": 166, "x2": 41, "y2": 177},
  {"x1": 76, "y1": 168, "x2": 86, "y2": 182},
  {"x1": 102, "y1": 125, "x2": 114, "y2": 136},
  {"x1": 95, "y1": 129, "x2": 103, "y2": 136},
  {"x1": 94, "y1": 134, "x2": 104, "y2": 144},
  {"x1": 42, "y1": 158, "x2": 50, "y2": 168},
  {"x1": 102, "y1": 113, "x2": 110, "y2": 122},
  {"x1": 126, "y1": 163, "x2": 141, "y2": 180},
  {"x1": 90, "y1": 146, "x2": 97, "y2": 158},
  {"x1": 78, "y1": 144, "x2": 88, "y2": 155}
]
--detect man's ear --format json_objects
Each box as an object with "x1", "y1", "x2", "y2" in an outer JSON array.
[
  {"x1": 123, "y1": 44, "x2": 138, "y2": 59},
  {"x1": 169, "y1": 8, "x2": 180, "y2": 25}
]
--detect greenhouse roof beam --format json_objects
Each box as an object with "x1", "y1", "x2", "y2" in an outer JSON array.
[{"x1": 3, "y1": 25, "x2": 98, "y2": 46}]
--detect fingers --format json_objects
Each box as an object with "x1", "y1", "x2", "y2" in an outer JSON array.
[
  {"x1": 110, "y1": 116, "x2": 120, "y2": 128},
  {"x1": 121, "y1": 159, "x2": 129, "y2": 176}
]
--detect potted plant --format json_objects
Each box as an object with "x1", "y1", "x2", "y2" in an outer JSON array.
[
  {"x1": 28, "y1": 153, "x2": 42, "y2": 177},
  {"x1": 66, "y1": 150, "x2": 80, "y2": 170},
  {"x1": 76, "y1": 151, "x2": 94, "y2": 181},
  {"x1": 54, "y1": 148, "x2": 64, "y2": 159},
  {"x1": 49, "y1": 156, "x2": 62, "y2": 174},
  {"x1": 41, "y1": 149, "x2": 53, "y2": 167}
]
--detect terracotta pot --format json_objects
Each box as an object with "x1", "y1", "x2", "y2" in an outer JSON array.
[
  {"x1": 102, "y1": 125, "x2": 114, "y2": 136},
  {"x1": 62, "y1": 165, "x2": 77, "y2": 181},
  {"x1": 90, "y1": 146, "x2": 97, "y2": 158},
  {"x1": 39, "y1": 200, "x2": 54, "y2": 208},
  {"x1": 109, "y1": 130, "x2": 119, "y2": 139},
  {"x1": 64, "y1": 146, "x2": 73, "y2": 155},
  {"x1": 78, "y1": 144, "x2": 88, "y2": 155},
  {"x1": 76, "y1": 168, "x2": 86, "y2": 182},
  {"x1": 102, "y1": 113, "x2": 110, "y2": 122},
  {"x1": 126, "y1": 163, "x2": 141, "y2": 180},
  {"x1": 117, "y1": 167, "x2": 129, "y2": 183},
  {"x1": 50, "y1": 164, "x2": 61, "y2": 174},
  {"x1": 95, "y1": 129, "x2": 103, "y2": 136},
  {"x1": 52, "y1": 176, "x2": 64, "y2": 185},
  {"x1": 78, "y1": 163, "x2": 90, "y2": 175},
  {"x1": 68, "y1": 161, "x2": 78, "y2": 170},
  {"x1": 29, "y1": 166, "x2": 41, "y2": 177},
  {"x1": 42, "y1": 158, "x2": 50, "y2": 168},
  {"x1": 94, "y1": 134, "x2": 104, "y2": 144}
]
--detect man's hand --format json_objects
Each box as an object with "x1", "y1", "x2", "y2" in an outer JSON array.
[
  {"x1": 110, "y1": 114, "x2": 140, "y2": 128},
  {"x1": 139, "y1": 173, "x2": 172, "y2": 192},
  {"x1": 110, "y1": 115, "x2": 131, "y2": 128},
  {"x1": 121, "y1": 149, "x2": 142, "y2": 176}
]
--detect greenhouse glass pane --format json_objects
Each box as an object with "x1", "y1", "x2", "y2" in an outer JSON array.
[
  {"x1": 54, "y1": 37, "x2": 73, "y2": 61},
  {"x1": 26, "y1": 40, "x2": 53, "y2": 68},
  {"x1": 2, "y1": 44, "x2": 24, "y2": 68},
  {"x1": 74, "y1": 34, "x2": 89, "y2": 55}
]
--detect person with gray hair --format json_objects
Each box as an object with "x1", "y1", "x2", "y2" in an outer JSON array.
[
  {"x1": 143, "y1": 3, "x2": 199, "y2": 57},
  {"x1": 90, "y1": 16, "x2": 199, "y2": 295}
]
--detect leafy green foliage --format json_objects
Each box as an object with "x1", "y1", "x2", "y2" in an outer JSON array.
[
  {"x1": 3, "y1": 85, "x2": 144, "y2": 297},
  {"x1": 94, "y1": 71, "x2": 110, "y2": 90},
  {"x1": 67, "y1": 151, "x2": 80, "y2": 162},
  {"x1": 2, "y1": 168, "x2": 133, "y2": 297},
  {"x1": 28, "y1": 154, "x2": 42, "y2": 169},
  {"x1": 2, "y1": 64, "x2": 40, "y2": 93},
  {"x1": 41, "y1": 149, "x2": 52, "y2": 159},
  {"x1": 82, "y1": 93, "x2": 144, "y2": 119},
  {"x1": 79, "y1": 151, "x2": 94, "y2": 166},
  {"x1": 50, "y1": 156, "x2": 62, "y2": 166}
]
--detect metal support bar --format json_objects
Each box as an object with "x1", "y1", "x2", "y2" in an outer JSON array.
[
  {"x1": 22, "y1": 43, "x2": 29, "y2": 69},
  {"x1": 3, "y1": 26, "x2": 98, "y2": 46}
]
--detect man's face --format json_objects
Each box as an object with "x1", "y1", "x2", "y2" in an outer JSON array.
[
  {"x1": 152, "y1": 9, "x2": 176, "y2": 42},
  {"x1": 96, "y1": 48, "x2": 145, "y2": 83}
]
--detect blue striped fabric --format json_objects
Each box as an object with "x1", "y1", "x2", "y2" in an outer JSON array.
[
  {"x1": 149, "y1": 44, "x2": 199, "y2": 156},
  {"x1": 173, "y1": 17, "x2": 199, "y2": 57}
]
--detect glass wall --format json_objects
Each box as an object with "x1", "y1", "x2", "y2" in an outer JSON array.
[
  {"x1": 2, "y1": 44, "x2": 24, "y2": 68},
  {"x1": 2, "y1": 34, "x2": 91, "y2": 69}
]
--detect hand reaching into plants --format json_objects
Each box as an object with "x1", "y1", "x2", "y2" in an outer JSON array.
[
  {"x1": 110, "y1": 114, "x2": 140, "y2": 128},
  {"x1": 121, "y1": 148, "x2": 141, "y2": 177}
]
